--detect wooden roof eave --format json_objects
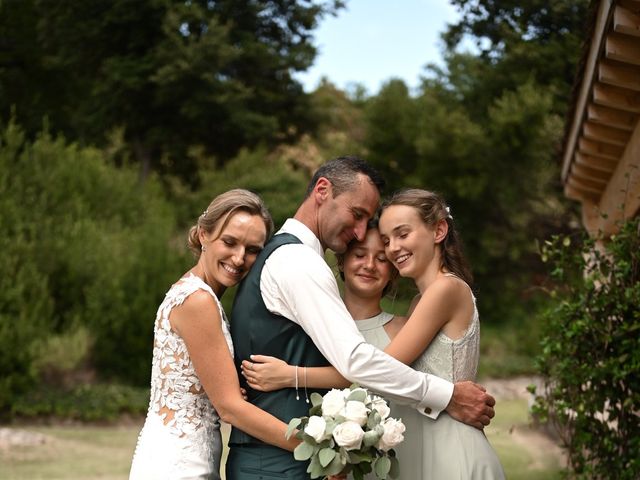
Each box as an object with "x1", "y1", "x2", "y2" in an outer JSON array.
[{"x1": 561, "y1": 0, "x2": 615, "y2": 183}]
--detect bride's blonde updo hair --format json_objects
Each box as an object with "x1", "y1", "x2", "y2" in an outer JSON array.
[
  {"x1": 381, "y1": 188, "x2": 473, "y2": 287},
  {"x1": 187, "y1": 189, "x2": 274, "y2": 258}
]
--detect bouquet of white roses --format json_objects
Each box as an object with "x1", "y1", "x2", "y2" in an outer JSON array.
[{"x1": 285, "y1": 384, "x2": 405, "y2": 479}]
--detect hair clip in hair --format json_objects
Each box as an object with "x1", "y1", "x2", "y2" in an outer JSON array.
[{"x1": 445, "y1": 206, "x2": 453, "y2": 220}]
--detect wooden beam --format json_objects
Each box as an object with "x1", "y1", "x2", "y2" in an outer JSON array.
[
  {"x1": 595, "y1": 120, "x2": 640, "y2": 235},
  {"x1": 583, "y1": 121, "x2": 631, "y2": 146},
  {"x1": 569, "y1": 170, "x2": 608, "y2": 189},
  {"x1": 564, "y1": 184, "x2": 600, "y2": 204},
  {"x1": 567, "y1": 176, "x2": 604, "y2": 196},
  {"x1": 572, "y1": 163, "x2": 615, "y2": 182},
  {"x1": 599, "y1": 60, "x2": 640, "y2": 91},
  {"x1": 605, "y1": 33, "x2": 640, "y2": 66},
  {"x1": 619, "y1": 0, "x2": 640, "y2": 15},
  {"x1": 575, "y1": 152, "x2": 618, "y2": 173},
  {"x1": 614, "y1": 5, "x2": 640, "y2": 37},
  {"x1": 587, "y1": 104, "x2": 638, "y2": 131},
  {"x1": 578, "y1": 137, "x2": 624, "y2": 160},
  {"x1": 593, "y1": 83, "x2": 640, "y2": 112}
]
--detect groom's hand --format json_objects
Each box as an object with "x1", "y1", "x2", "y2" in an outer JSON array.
[{"x1": 445, "y1": 381, "x2": 495, "y2": 430}]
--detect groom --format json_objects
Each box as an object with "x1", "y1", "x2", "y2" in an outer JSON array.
[{"x1": 228, "y1": 156, "x2": 495, "y2": 478}]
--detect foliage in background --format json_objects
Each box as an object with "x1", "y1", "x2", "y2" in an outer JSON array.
[
  {"x1": 534, "y1": 217, "x2": 640, "y2": 479},
  {"x1": 444, "y1": 0, "x2": 589, "y2": 114},
  {"x1": 0, "y1": 0, "x2": 343, "y2": 184},
  {"x1": 0, "y1": 120, "x2": 188, "y2": 416},
  {"x1": 11, "y1": 383, "x2": 149, "y2": 422},
  {"x1": 361, "y1": 0, "x2": 589, "y2": 327}
]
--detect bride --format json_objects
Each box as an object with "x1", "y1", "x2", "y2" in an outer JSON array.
[{"x1": 129, "y1": 189, "x2": 298, "y2": 480}]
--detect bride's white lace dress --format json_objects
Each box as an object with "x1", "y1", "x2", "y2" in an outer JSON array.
[{"x1": 129, "y1": 274, "x2": 231, "y2": 480}]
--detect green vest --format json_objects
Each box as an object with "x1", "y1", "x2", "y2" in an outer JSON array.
[{"x1": 229, "y1": 233, "x2": 330, "y2": 446}]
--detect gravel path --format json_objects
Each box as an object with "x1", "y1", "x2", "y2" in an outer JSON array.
[{"x1": 0, "y1": 427, "x2": 50, "y2": 449}]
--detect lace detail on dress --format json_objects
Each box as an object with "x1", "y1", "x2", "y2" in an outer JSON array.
[
  {"x1": 147, "y1": 273, "x2": 233, "y2": 438},
  {"x1": 411, "y1": 279, "x2": 480, "y2": 383}
]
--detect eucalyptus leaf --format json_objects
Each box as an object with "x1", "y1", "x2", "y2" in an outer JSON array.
[
  {"x1": 310, "y1": 392, "x2": 323, "y2": 407},
  {"x1": 367, "y1": 410, "x2": 381, "y2": 429},
  {"x1": 307, "y1": 454, "x2": 324, "y2": 479},
  {"x1": 294, "y1": 441, "x2": 314, "y2": 461},
  {"x1": 325, "y1": 453, "x2": 346, "y2": 476},
  {"x1": 363, "y1": 429, "x2": 381, "y2": 447},
  {"x1": 318, "y1": 447, "x2": 336, "y2": 467},
  {"x1": 389, "y1": 455, "x2": 400, "y2": 478},
  {"x1": 286, "y1": 417, "x2": 301, "y2": 439},
  {"x1": 348, "y1": 451, "x2": 373, "y2": 464},
  {"x1": 347, "y1": 389, "x2": 367, "y2": 402},
  {"x1": 374, "y1": 456, "x2": 391, "y2": 479}
]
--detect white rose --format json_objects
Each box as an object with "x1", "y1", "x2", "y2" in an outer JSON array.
[
  {"x1": 377, "y1": 418, "x2": 406, "y2": 451},
  {"x1": 341, "y1": 400, "x2": 369, "y2": 426},
  {"x1": 370, "y1": 397, "x2": 391, "y2": 420},
  {"x1": 332, "y1": 420, "x2": 365, "y2": 451},
  {"x1": 322, "y1": 389, "x2": 347, "y2": 417},
  {"x1": 304, "y1": 415, "x2": 329, "y2": 443}
]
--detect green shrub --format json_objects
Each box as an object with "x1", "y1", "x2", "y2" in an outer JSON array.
[
  {"x1": 31, "y1": 325, "x2": 93, "y2": 383},
  {"x1": 534, "y1": 217, "x2": 640, "y2": 478},
  {"x1": 0, "y1": 120, "x2": 189, "y2": 411},
  {"x1": 11, "y1": 383, "x2": 149, "y2": 422}
]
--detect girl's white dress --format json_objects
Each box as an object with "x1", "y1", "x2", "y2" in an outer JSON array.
[
  {"x1": 129, "y1": 274, "x2": 231, "y2": 480},
  {"x1": 355, "y1": 280, "x2": 505, "y2": 479}
]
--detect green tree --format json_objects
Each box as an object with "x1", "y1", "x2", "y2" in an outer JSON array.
[
  {"x1": 361, "y1": 0, "x2": 589, "y2": 330},
  {"x1": 0, "y1": 0, "x2": 343, "y2": 183},
  {"x1": 364, "y1": 79, "x2": 420, "y2": 185},
  {"x1": 444, "y1": 0, "x2": 590, "y2": 114}
]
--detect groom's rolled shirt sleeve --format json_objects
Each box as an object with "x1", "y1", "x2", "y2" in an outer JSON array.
[{"x1": 261, "y1": 242, "x2": 453, "y2": 419}]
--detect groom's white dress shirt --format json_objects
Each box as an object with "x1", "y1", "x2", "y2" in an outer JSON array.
[{"x1": 259, "y1": 218, "x2": 454, "y2": 418}]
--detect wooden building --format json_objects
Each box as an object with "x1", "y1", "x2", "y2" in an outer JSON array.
[{"x1": 561, "y1": 0, "x2": 640, "y2": 235}]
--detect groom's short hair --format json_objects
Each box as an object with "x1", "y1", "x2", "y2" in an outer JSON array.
[{"x1": 304, "y1": 155, "x2": 385, "y2": 199}]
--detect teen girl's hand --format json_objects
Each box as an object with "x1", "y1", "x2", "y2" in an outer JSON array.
[{"x1": 241, "y1": 355, "x2": 294, "y2": 391}]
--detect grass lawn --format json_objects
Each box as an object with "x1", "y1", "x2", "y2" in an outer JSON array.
[
  {"x1": 486, "y1": 398, "x2": 564, "y2": 480},
  {"x1": 1, "y1": 397, "x2": 564, "y2": 480},
  {"x1": 0, "y1": 423, "x2": 140, "y2": 480}
]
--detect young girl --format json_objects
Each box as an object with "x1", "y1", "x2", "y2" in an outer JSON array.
[{"x1": 243, "y1": 189, "x2": 504, "y2": 479}]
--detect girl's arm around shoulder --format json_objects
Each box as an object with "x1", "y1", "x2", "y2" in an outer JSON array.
[
  {"x1": 383, "y1": 276, "x2": 468, "y2": 365},
  {"x1": 169, "y1": 290, "x2": 299, "y2": 452}
]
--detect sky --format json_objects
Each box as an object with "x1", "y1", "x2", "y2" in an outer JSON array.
[{"x1": 295, "y1": 0, "x2": 461, "y2": 94}]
